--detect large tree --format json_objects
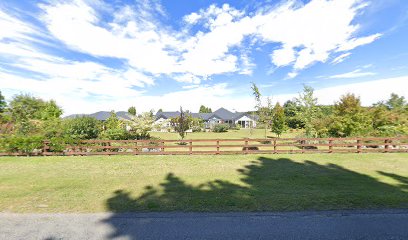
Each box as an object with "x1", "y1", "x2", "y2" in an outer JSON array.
[{"x1": 328, "y1": 94, "x2": 372, "y2": 137}]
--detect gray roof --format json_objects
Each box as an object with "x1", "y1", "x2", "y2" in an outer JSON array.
[
  {"x1": 64, "y1": 111, "x2": 131, "y2": 121},
  {"x1": 65, "y1": 108, "x2": 257, "y2": 122},
  {"x1": 155, "y1": 108, "x2": 257, "y2": 121},
  {"x1": 156, "y1": 111, "x2": 180, "y2": 119}
]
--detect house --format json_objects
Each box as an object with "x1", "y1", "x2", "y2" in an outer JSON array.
[{"x1": 154, "y1": 108, "x2": 257, "y2": 130}]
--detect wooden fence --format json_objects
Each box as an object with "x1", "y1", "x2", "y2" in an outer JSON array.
[{"x1": 1, "y1": 137, "x2": 406, "y2": 156}]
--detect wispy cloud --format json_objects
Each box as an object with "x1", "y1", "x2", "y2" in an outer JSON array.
[
  {"x1": 331, "y1": 52, "x2": 352, "y2": 64},
  {"x1": 328, "y1": 69, "x2": 376, "y2": 79}
]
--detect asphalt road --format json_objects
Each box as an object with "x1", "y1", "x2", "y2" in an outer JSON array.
[{"x1": 1, "y1": 210, "x2": 408, "y2": 240}]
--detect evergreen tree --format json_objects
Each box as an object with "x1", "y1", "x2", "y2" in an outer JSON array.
[{"x1": 271, "y1": 102, "x2": 286, "y2": 137}]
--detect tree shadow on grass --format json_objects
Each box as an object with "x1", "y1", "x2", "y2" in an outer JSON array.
[{"x1": 102, "y1": 156, "x2": 408, "y2": 239}]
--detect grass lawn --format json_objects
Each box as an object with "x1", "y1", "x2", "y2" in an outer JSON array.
[
  {"x1": 150, "y1": 128, "x2": 302, "y2": 140},
  {"x1": 0, "y1": 153, "x2": 407, "y2": 213}
]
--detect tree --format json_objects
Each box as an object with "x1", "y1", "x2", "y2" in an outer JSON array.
[
  {"x1": 199, "y1": 105, "x2": 212, "y2": 113},
  {"x1": 283, "y1": 100, "x2": 304, "y2": 129},
  {"x1": 125, "y1": 111, "x2": 155, "y2": 139},
  {"x1": 271, "y1": 102, "x2": 286, "y2": 137},
  {"x1": 0, "y1": 91, "x2": 6, "y2": 113},
  {"x1": 9, "y1": 94, "x2": 44, "y2": 122},
  {"x1": 105, "y1": 111, "x2": 122, "y2": 130},
  {"x1": 386, "y1": 93, "x2": 406, "y2": 110},
  {"x1": 251, "y1": 82, "x2": 273, "y2": 138},
  {"x1": 64, "y1": 116, "x2": 101, "y2": 139},
  {"x1": 128, "y1": 106, "x2": 137, "y2": 116},
  {"x1": 171, "y1": 107, "x2": 192, "y2": 140},
  {"x1": 41, "y1": 100, "x2": 63, "y2": 120},
  {"x1": 328, "y1": 94, "x2": 372, "y2": 137},
  {"x1": 295, "y1": 85, "x2": 320, "y2": 137}
]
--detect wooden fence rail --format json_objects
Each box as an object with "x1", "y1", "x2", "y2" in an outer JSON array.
[{"x1": 1, "y1": 137, "x2": 407, "y2": 156}]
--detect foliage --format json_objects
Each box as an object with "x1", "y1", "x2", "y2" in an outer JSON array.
[
  {"x1": 40, "y1": 100, "x2": 63, "y2": 120},
  {"x1": 0, "y1": 135, "x2": 43, "y2": 154},
  {"x1": 370, "y1": 100, "x2": 408, "y2": 137},
  {"x1": 386, "y1": 93, "x2": 406, "y2": 110},
  {"x1": 213, "y1": 123, "x2": 230, "y2": 133},
  {"x1": 251, "y1": 82, "x2": 273, "y2": 137},
  {"x1": 328, "y1": 94, "x2": 373, "y2": 137},
  {"x1": 9, "y1": 94, "x2": 62, "y2": 135},
  {"x1": 283, "y1": 100, "x2": 304, "y2": 129},
  {"x1": 47, "y1": 136, "x2": 78, "y2": 152},
  {"x1": 191, "y1": 117, "x2": 204, "y2": 132},
  {"x1": 125, "y1": 111, "x2": 155, "y2": 139},
  {"x1": 128, "y1": 106, "x2": 137, "y2": 116},
  {"x1": 64, "y1": 116, "x2": 101, "y2": 140},
  {"x1": 199, "y1": 105, "x2": 212, "y2": 113},
  {"x1": 170, "y1": 107, "x2": 193, "y2": 140},
  {"x1": 294, "y1": 85, "x2": 320, "y2": 137},
  {"x1": 0, "y1": 91, "x2": 6, "y2": 113},
  {"x1": 271, "y1": 102, "x2": 286, "y2": 137}
]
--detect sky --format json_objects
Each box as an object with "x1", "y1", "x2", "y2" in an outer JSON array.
[{"x1": 0, "y1": 0, "x2": 407, "y2": 115}]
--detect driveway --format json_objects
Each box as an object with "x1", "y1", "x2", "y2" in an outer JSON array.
[{"x1": 1, "y1": 210, "x2": 408, "y2": 239}]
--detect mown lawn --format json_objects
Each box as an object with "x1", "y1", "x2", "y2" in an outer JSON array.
[
  {"x1": 0, "y1": 153, "x2": 407, "y2": 213},
  {"x1": 150, "y1": 128, "x2": 302, "y2": 140}
]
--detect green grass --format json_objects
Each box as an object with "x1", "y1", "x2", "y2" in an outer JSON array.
[
  {"x1": 1, "y1": 153, "x2": 408, "y2": 213},
  {"x1": 150, "y1": 128, "x2": 301, "y2": 140}
]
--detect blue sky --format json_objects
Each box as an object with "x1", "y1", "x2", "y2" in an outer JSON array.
[{"x1": 0, "y1": 0, "x2": 407, "y2": 115}]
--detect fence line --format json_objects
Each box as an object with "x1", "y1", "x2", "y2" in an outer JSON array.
[{"x1": 1, "y1": 137, "x2": 407, "y2": 156}]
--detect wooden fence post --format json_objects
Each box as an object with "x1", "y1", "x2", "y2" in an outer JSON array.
[
  {"x1": 189, "y1": 141, "x2": 193, "y2": 155},
  {"x1": 273, "y1": 139, "x2": 277, "y2": 154},
  {"x1": 244, "y1": 139, "x2": 248, "y2": 154},
  {"x1": 328, "y1": 139, "x2": 333, "y2": 153},
  {"x1": 216, "y1": 140, "x2": 220, "y2": 155},
  {"x1": 161, "y1": 141, "x2": 165, "y2": 152},
  {"x1": 384, "y1": 139, "x2": 389, "y2": 153},
  {"x1": 357, "y1": 139, "x2": 362, "y2": 153},
  {"x1": 42, "y1": 140, "x2": 50, "y2": 156}
]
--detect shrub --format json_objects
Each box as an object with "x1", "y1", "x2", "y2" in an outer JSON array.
[
  {"x1": 47, "y1": 137, "x2": 78, "y2": 152},
  {"x1": 192, "y1": 126, "x2": 202, "y2": 132},
  {"x1": 0, "y1": 135, "x2": 43, "y2": 154},
  {"x1": 213, "y1": 123, "x2": 229, "y2": 133},
  {"x1": 64, "y1": 116, "x2": 100, "y2": 139}
]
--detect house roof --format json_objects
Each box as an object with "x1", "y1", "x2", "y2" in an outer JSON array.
[
  {"x1": 64, "y1": 111, "x2": 131, "y2": 121},
  {"x1": 155, "y1": 108, "x2": 257, "y2": 121},
  {"x1": 65, "y1": 108, "x2": 257, "y2": 122}
]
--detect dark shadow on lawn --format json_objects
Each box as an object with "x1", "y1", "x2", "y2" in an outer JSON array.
[{"x1": 102, "y1": 157, "x2": 408, "y2": 239}]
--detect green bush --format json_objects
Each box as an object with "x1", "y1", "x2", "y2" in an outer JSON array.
[
  {"x1": 64, "y1": 116, "x2": 100, "y2": 139},
  {"x1": 213, "y1": 123, "x2": 229, "y2": 133},
  {"x1": 0, "y1": 135, "x2": 43, "y2": 154},
  {"x1": 47, "y1": 137, "x2": 79, "y2": 152}
]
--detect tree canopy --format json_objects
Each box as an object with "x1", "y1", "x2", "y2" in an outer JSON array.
[{"x1": 199, "y1": 105, "x2": 212, "y2": 113}]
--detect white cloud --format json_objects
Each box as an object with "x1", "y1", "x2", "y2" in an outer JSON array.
[
  {"x1": 36, "y1": 0, "x2": 379, "y2": 81},
  {"x1": 331, "y1": 52, "x2": 352, "y2": 64},
  {"x1": 328, "y1": 69, "x2": 376, "y2": 79},
  {"x1": 0, "y1": 0, "x2": 387, "y2": 115}
]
